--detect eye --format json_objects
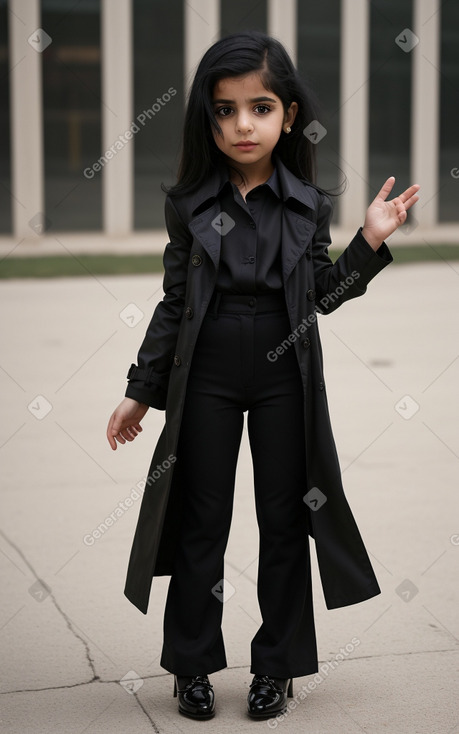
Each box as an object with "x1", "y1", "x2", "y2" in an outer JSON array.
[
  {"x1": 215, "y1": 106, "x2": 233, "y2": 117},
  {"x1": 254, "y1": 104, "x2": 271, "y2": 114}
]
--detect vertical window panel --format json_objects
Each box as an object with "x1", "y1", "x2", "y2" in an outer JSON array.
[
  {"x1": 297, "y1": 1, "x2": 341, "y2": 220},
  {"x1": 133, "y1": 0, "x2": 184, "y2": 229},
  {"x1": 368, "y1": 1, "x2": 412, "y2": 203},
  {"x1": 439, "y1": 3, "x2": 459, "y2": 222},
  {"x1": 42, "y1": 0, "x2": 102, "y2": 231},
  {"x1": 0, "y1": 0, "x2": 11, "y2": 233},
  {"x1": 220, "y1": 0, "x2": 267, "y2": 35}
]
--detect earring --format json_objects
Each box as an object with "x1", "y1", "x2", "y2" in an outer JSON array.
[{"x1": 285, "y1": 126, "x2": 291, "y2": 134}]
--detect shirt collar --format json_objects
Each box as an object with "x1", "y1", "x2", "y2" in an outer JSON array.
[
  {"x1": 258, "y1": 165, "x2": 281, "y2": 199},
  {"x1": 222, "y1": 163, "x2": 282, "y2": 203}
]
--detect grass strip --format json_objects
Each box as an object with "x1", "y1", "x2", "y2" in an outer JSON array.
[{"x1": 1, "y1": 245, "x2": 458, "y2": 279}]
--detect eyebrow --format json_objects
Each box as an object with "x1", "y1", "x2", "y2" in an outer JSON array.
[{"x1": 213, "y1": 96, "x2": 278, "y2": 104}]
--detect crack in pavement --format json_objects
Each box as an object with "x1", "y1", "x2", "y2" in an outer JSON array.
[
  {"x1": 0, "y1": 526, "x2": 99, "y2": 686},
  {"x1": 134, "y1": 693, "x2": 163, "y2": 733},
  {"x1": 0, "y1": 680, "x2": 102, "y2": 695},
  {"x1": 0, "y1": 528, "x2": 167, "y2": 730},
  {"x1": 1, "y1": 648, "x2": 457, "y2": 696}
]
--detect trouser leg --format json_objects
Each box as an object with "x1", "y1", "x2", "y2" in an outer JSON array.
[
  {"x1": 246, "y1": 313, "x2": 318, "y2": 677},
  {"x1": 160, "y1": 316, "x2": 245, "y2": 675}
]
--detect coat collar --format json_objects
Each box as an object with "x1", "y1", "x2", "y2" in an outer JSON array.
[
  {"x1": 188, "y1": 154, "x2": 318, "y2": 216},
  {"x1": 186, "y1": 155, "x2": 319, "y2": 284}
]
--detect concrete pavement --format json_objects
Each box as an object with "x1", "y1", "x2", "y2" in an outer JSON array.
[{"x1": 1, "y1": 261, "x2": 458, "y2": 733}]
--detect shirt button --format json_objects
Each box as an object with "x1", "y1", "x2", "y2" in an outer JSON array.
[
  {"x1": 249, "y1": 298, "x2": 255, "y2": 307},
  {"x1": 174, "y1": 354, "x2": 181, "y2": 366},
  {"x1": 191, "y1": 254, "x2": 202, "y2": 266},
  {"x1": 248, "y1": 256, "x2": 255, "y2": 264}
]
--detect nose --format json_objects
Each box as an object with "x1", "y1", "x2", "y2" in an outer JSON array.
[{"x1": 235, "y1": 111, "x2": 253, "y2": 134}]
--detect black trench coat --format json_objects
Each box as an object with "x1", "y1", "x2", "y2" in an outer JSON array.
[{"x1": 123, "y1": 157, "x2": 392, "y2": 615}]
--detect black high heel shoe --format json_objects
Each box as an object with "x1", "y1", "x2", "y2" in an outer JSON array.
[
  {"x1": 173, "y1": 675, "x2": 215, "y2": 719},
  {"x1": 247, "y1": 675, "x2": 293, "y2": 719}
]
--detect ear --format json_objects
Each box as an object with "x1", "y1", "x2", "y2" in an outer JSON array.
[{"x1": 283, "y1": 101, "x2": 298, "y2": 131}]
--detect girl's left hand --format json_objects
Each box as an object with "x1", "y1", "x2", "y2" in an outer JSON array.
[{"x1": 361, "y1": 177, "x2": 420, "y2": 251}]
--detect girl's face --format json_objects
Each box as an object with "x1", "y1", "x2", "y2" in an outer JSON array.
[{"x1": 211, "y1": 72, "x2": 297, "y2": 176}]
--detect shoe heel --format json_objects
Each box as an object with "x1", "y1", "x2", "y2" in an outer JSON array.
[
  {"x1": 287, "y1": 678, "x2": 293, "y2": 697},
  {"x1": 173, "y1": 676, "x2": 177, "y2": 697}
]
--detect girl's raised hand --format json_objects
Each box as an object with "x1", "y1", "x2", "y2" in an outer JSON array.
[
  {"x1": 106, "y1": 397, "x2": 149, "y2": 450},
  {"x1": 361, "y1": 177, "x2": 420, "y2": 251}
]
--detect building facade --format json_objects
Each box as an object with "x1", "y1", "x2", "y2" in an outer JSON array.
[{"x1": 0, "y1": 0, "x2": 457, "y2": 246}]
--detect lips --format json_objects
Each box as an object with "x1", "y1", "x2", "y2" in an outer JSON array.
[{"x1": 235, "y1": 141, "x2": 258, "y2": 149}]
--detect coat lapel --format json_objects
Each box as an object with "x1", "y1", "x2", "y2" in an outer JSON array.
[
  {"x1": 188, "y1": 202, "x2": 223, "y2": 271},
  {"x1": 275, "y1": 157, "x2": 319, "y2": 284},
  {"x1": 185, "y1": 156, "x2": 321, "y2": 278},
  {"x1": 280, "y1": 209, "x2": 317, "y2": 284}
]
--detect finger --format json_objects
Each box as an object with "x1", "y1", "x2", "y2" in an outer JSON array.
[
  {"x1": 391, "y1": 191, "x2": 419, "y2": 217},
  {"x1": 106, "y1": 415, "x2": 118, "y2": 450},
  {"x1": 402, "y1": 193, "x2": 420, "y2": 212},
  {"x1": 397, "y1": 208, "x2": 407, "y2": 225},
  {"x1": 374, "y1": 176, "x2": 396, "y2": 202},
  {"x1": 108, "y1": 428, "x2": 122, "y2": 449},
  {"x1": 123, "y1": 426, "x2": 140, "y2": 441},
  {"x1": 109, "y1": 412, "x2": 123, "y2": 436},
  {"x1": 107, "y1": 432, "x2": 117, "y2": 450},
  {"x1": 398, "y1": 183, "x2": 420, "y2": 203}
]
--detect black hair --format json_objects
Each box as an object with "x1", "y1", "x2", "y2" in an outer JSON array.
[{"x1": 164, "y1": 31, "x2": 324, "y2": 197}]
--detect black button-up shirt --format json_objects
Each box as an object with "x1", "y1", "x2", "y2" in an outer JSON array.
[{"x1": 214, "y1": 166, "x2": 283, "y2": 294}]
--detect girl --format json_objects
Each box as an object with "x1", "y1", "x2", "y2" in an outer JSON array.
[{"x1": 106, "y1": 31, "x2": 419, "y2": 721}]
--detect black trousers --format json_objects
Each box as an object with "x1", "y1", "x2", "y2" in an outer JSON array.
[{"x1": 160, "y1": 292, "x2": 318, "y2": 678}]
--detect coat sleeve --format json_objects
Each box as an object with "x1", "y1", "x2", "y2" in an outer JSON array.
[
  {"x1": 312, "y1": 192, "x2": 393, "y2": 315},
  {"x1": 124, "y1": 195, "x2": 192, "y2": 409}
]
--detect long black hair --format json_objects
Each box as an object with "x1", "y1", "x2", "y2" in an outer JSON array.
[{"x1": 164, "y1": 31, "x2": 323, "y2": 197}]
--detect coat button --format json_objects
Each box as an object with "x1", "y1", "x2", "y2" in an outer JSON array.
[
  {"x1": 305, "y1": 248, "x2": 312, "y2": 260},
  {"x1": 302, "y1": 338, "x2": 310, "y2": 349},
  {"x1": 191, "y1": 254, "x2": 202, "y2": 266},
  {"x1": 307, "y1": 289, "x2": 316, "y2": 301},
  {"x1": 319, "y1": 381, "x2": 324, "y2": 390},
  {"x1": 249, "y1": 298, "x2": 255, "y2": 307},
  {"x1": 185, "y1": 306, "x2": 193, "y2": 319},
  {"x1": 174, "y1": 354, "x2": 181, "y2": 366},
  {"x1": 249, "y1": 221, "x2": 256, "y2": 230}
]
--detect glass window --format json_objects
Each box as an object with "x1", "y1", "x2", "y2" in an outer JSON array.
[
  {"x1": 220, "y1": 0, "x2": 267, "y2": 35},
  {"x1": 42, "y1": 0, "x2": 102, "y2": 231},
  {"x1": 0, "y1": 0, "x2": 11, "y2": 233},
  {"x1": 439, "y1": 3, "x2": 459, "y2": 222},
  {"x1": 368, "y1": 0, "x2": 412, "y2": 204},
  {"x1": 297, "y1": 1, "x2": 341, "y2": 220},
  {"x1": 133, "y1": 0, "x2": 184, "y2": 229}
]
